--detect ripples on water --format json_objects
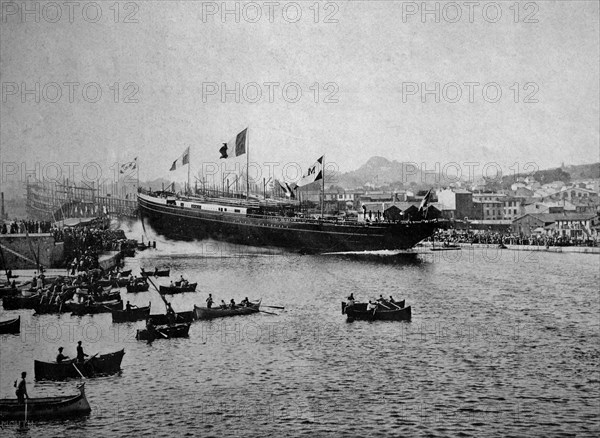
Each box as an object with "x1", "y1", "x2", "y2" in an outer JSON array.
[{"x1": 1, "y1": 226, "x2": 599, "y2": 437}]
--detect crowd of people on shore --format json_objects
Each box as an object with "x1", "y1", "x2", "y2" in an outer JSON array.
[
  {"x1": 1, "y1": 220, "x2": 53, "y2": 234},
  {"x1": 433, "y1": 230, "x2": 599, "y2": 247}
]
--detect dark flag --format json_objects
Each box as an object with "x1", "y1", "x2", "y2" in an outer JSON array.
[{"x1": 220, "y1": 128, "x2": 248, "y2": 159}]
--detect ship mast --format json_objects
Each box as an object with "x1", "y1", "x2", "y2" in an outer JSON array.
[
  {"x1": 321, "y1": 154, "x2": 325, "y2": 218},
  {"x1": 187, "y1": 148, "x2": 191, "y2": 195},
  {"x1": 246, "y1": 128, "x2": 250, "y2": 201}
]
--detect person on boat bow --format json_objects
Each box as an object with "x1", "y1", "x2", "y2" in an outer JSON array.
[
  {"x1": 206, "y1": 294, "x2": 214, "y2": 309},
  {"x1": 14, "y1": 372, "x2": 29, "y2": 404},
  {"x1": 56, "y1": 347, "x2": 69, "y2": 363},
  {"x1": 76, "y1": 341, "x2": 89, "y2": 363}
]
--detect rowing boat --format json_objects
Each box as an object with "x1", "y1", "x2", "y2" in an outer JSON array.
[
  {"x1": 159, "y1": 282, "x2": 197, "y2": 294},
  {"x1": 34, "y1": 349, "x2": 125, "y2": 380},
  {"x1": 136, "y1": 322, "x2": 191, "y2": 341},
  {"x1": 0, "y1": 315, "x2": 20, "y2": 334},
  {"x1": 341, "y1": 300, "x2": 405, "y2": 314},
  {"x1": 0, "y1": 383, "x2": 91, "y2": 421},
  {"x1": 342, "y1": 302, "x2": 412, "y2": 321},
  {"x1": 193, "y1": 300, "x2": 261, "y2": 320},
  {"x1": 141, "y1": 268, "x2": 170, "y2": 277},
  {"x1": 111, "y1": 304, "x2": 151, "y2": 323},
  {"x1": 2, "y1": 294, "x2": 40, "y2": 310},
  {"x1": 148, "y1": 311, "x2": 194, "y2": 325},
  {"x1": 126, "y1": 281, "x2": 149, "y2": 292},
  {"x1": 68, "y1": 299, "x2": 123, "y2": 316}
]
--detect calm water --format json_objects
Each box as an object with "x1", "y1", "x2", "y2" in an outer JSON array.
[{"x1": 1, "y1": 223, "x2": 599, "y2": 437}]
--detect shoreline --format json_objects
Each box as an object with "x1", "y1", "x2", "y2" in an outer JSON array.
[{"x1": 420, "y1": 241, "x2": 600, "y2": 254}]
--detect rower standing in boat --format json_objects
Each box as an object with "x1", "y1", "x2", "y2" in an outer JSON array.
[
  {"x1": 14, "y1": 372, "x2": 29, "y2": 404},
  {"x1": 56, "y1": 347, "x2": 69, "y2": 363},
  {"x1": 206, "y1": 294, "x2": 214, "y2": 309},
  {"x1": 76, "y1": 341, "x2": 89, "y2": 363}
]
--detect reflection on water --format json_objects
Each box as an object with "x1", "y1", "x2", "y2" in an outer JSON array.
[{"x1": 1, "y1": 225, "x2": 598, "y2": 437}]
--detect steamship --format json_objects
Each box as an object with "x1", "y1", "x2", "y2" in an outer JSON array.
[{"x1": 137, "y1": 129, "x2": 438, "y2": 252}]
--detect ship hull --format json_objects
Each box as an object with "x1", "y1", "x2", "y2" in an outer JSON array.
[{"x1": 138, "y1": 193, "x2": 436, "y2": 252}]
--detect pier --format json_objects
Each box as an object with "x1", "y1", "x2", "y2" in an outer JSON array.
[{"x1": 26, "y1": 181, "x2": 137, "y2": 221}]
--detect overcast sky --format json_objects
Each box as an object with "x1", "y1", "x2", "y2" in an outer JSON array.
[{"x1": 1, "y1": 0, "x2": 598, "y2": 186}]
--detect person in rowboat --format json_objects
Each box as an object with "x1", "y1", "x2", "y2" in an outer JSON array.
[
  {"x1": 240, "y1": 297, "x2": 250, "y2": 307},
  {"x1": 229, "y1": 299, "x2": 236, "y2": 309},
  {"x1": 206, "y1": 294, "x2": 214, "y2": 309},
  {"x1": 14, "y1": 372, "x2": 29, "y2": 404},
  {"x1": 125, "y1": 301, "x2": 138, "y2": 312},
  {"x1": 366, "y1": 301, "x2": 377, "y2": 312},
  {"x1": 76, "y1": 341, "x2": 89, "y2": 363},
  {"x1": 220, "y1": 300, "x2": 227, "y2": 309},
  {"x1": 346, "y1": 294, "x2": 355, "y2": 308},
  {"x1": 56, "y1": 347, "x2": 69, "y2": 363}
]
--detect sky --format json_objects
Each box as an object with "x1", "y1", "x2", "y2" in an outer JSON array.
[{"x1": 1, "y1": 0, "x2": 598, "y2": 188}]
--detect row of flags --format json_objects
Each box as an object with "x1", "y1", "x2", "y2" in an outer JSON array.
[{"x1": 167, "y1": 128, "x2": 325, "y2": 195}]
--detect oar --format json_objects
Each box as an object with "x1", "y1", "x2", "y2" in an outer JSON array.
[
  {"x1": 387, "y1": 301, "x2": 402, "y2": 310},
  {"x1": 263, "y1": 305, "x2": 285, "y2": 310},
  {"x1": 377, "y1": 301, "x2": 391, "y2": 310},
  {"x1": 18, "y1": 399, "x2": 29, "y2": 431},
  {"x1": 72, "y1": 363, "x2": 85, "y2": 378},
  {"x1": 156, "y1": 329, "x2": 169, "y2": 339},
  {"x1": 258, "y1": 309, "x2": 278, "y2": 316},
  {"x1": 84, "y1": 353, "x2": 99, "y2": 364}
]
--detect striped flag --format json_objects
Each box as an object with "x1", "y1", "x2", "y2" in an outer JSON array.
[
  {"x1": 170, "y1": 147, "x2": 190, "y2": 171},
  {"x1": 419, "y1": 189, "x2": 432, "y2": 215},
  {"x1": 219, "y1": 128, "x2": 248, "y2": 159},
  {"x1": 296, "y1": 156, "x2": 323, "y2": 188}
]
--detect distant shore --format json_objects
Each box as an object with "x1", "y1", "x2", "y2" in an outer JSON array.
[{"x1": 420, "y1": 241, "x2": 600, "y2": 254}]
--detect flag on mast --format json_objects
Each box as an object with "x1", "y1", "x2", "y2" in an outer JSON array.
[
  {"x1": 120, "y1": 157, "x2": 137, "y2": 174},
  {"x1": 418, "y1": 189, "x2": 432, "y2": 214},
  {"x1": 277, "y1": 180, "x2": 296, "y2": 198},
  {"x1": 170, "y1": 147, "x2": 190, "y2": 171},
  {"x1": 296, "y1": 156, "x2": 323, "y2": 188},
  {"x1": 219, "y1": 128, "x2": 248, "y2": 159}
]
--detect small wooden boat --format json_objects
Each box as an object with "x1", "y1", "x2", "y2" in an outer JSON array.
[
  {"x1": 0, "y1": 315, "x2": 20, "y2": 334},
  {"x1": 136, "y1": 322, "x2": 191, "y2": 341},
  {"x1": 68, "y1": 299, "x2": 123, "y2": 316},
  {"x1": 118, "y1": 269, "x2": 132, "y2": 277},
  {"x1": 342, "y1": 302, "x2": 412, "y2": 321},
  {"x1": 148, "y1": 311, "x2": 194, "y2": 325},
  {"x1": 0, "y1": 383, "x2": 91, "y2": 421},
  {"x1": 2, "y1": 294, "x2": 40, "y2": 310},
  {"x1": 98, "y1": 277, "x2": 129, "y2": 287},
  {"x1": 140, "y1": 268, "x2": 170, "y2": 277},
  {"x1": 0, "y1": 285, "x2": 19, "y2": 297},
  {"x1": 194, "y1": 300, "x2": 261, "y2": 320},
  {"x1": 159, "y1": 282, "x2": 197, "y2": 294},
  {"x1": 126, "y1": 281, "x2": 149, "y2": 293},
  {"x1": 341, "y1": 300, "x2": 405, "y2": 313},
  {"x1": 112, "y1": 303, "x2": 151, "y2": 323},
  {"x1": 34, "y1": 349, "x2": 125, "y2": 380}
]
